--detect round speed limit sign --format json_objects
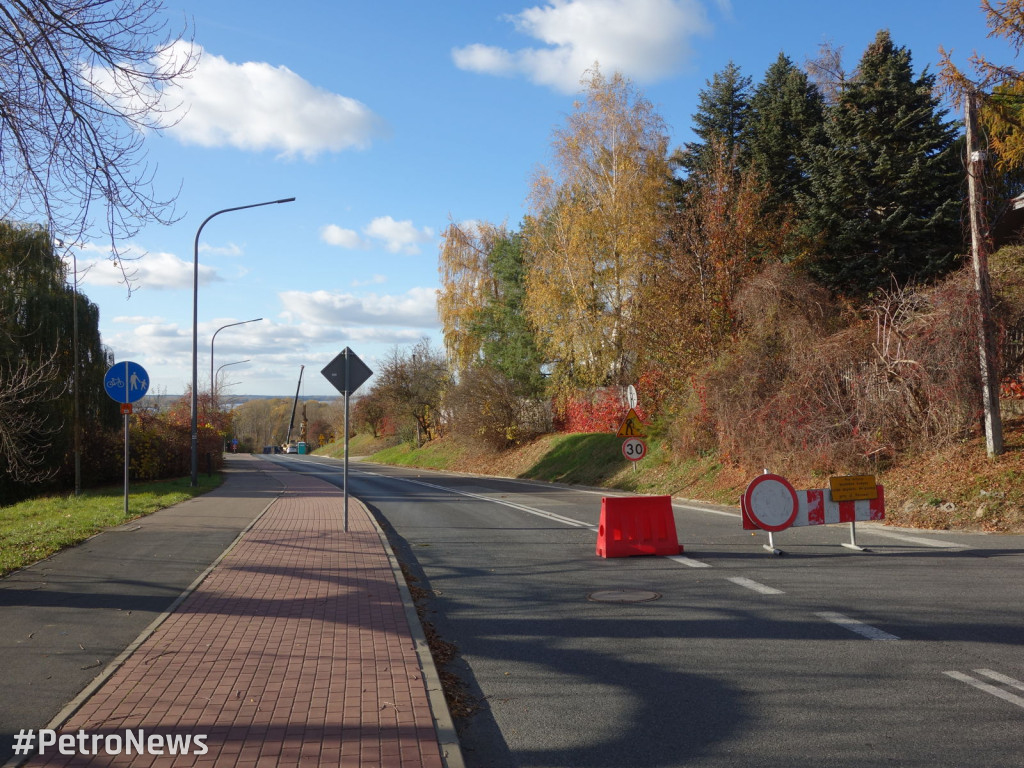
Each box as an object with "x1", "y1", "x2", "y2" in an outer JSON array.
[{"x1": 622, "y1": 437, "x2": 647, "y2": 461}]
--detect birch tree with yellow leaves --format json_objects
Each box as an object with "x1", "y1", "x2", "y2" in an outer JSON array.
[
  {"x1": 523, "y1": 68, "x2": 671, "y2": 395},
  {"x1": 437, "y1": 219, "x2": 502, "y2": 373}
]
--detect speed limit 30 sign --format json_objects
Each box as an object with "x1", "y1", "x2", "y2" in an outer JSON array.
[{"x1": 622, "y1": 437, "x2": 647, "y2": 461}]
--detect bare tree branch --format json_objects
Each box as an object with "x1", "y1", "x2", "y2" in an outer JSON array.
[
  {"x1": 0, "y1": 0, "x2": 196, "y2": 291},
  {"x1": 0, "y1": 347, "x2": 65, "y2": 482}
]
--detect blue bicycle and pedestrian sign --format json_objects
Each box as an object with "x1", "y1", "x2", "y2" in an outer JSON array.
[{"x1": 104, "y1": 361, "x2": 150, "y2": 404}]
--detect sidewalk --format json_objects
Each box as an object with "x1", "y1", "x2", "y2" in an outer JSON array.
[{"x1": 15, "y1": 455, "x2": 459, "y2": 768}]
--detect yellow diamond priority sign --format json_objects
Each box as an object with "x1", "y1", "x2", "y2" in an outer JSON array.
[{"x1": 616, "y1": 408, "x2": 646, "y2": 438}]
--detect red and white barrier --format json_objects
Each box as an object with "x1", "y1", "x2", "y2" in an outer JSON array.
[
  {"x1": 793, "y1": 487, "x2": 885, "y2": 527},
  {"x1": 741, "y1": 473, "x2": 885, "y2": 554}
]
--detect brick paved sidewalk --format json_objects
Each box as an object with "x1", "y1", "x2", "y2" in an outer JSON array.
[{"x1": 22, "y1": 461, "x2": 452, "y2": 768}]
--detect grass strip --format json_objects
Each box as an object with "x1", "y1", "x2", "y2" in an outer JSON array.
[{"x1": 0, "y1": 474, "x2": 223, "y2": 577}]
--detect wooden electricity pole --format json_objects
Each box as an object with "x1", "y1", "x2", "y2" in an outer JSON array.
[{"x1": 965, "y1": 91, "x2": 1004, "y2": 457}]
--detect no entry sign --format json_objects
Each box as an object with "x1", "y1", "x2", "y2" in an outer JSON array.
[{"x1": 743, "y1": 474, "x2": 798, "y2": 532}]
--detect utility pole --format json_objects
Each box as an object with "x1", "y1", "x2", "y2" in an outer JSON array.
[{"x1": 965, "y1": 90, "x2": 1004, "y2": 457}]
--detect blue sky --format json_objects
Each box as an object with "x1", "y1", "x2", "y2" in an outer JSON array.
[{"x1": 68, "y1": 0, "x2": 1017, "y2": 397}]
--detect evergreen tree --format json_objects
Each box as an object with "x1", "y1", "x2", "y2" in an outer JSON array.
[
  {"x1": 744, "y1": 53, "x2": 826, "y2": 214},
  {"x1": 676, "y1": 61, "x2": 752, "y2": 183},
  {"x1": 800, "y1": 31, "x2": 963, "y2": 295},
  {"x1": 471, "y1": 232, "x2": 546, "y2": 396}
]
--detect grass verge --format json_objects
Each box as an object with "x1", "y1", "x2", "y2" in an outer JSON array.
[{"x1": 0, "y1": 473, "x2": 223, "y2": 577}]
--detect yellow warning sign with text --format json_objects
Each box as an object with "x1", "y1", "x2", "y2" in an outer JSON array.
[
  {"x1": 829, "y1": 475, "x2": 878, "y2": 502},
  {"x1": 616, "y1": 408, "x2": 647, "y2": 438}
]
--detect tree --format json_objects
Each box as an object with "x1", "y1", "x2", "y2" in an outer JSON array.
[
  {"x1": 524, "y1": 67, "x2": 671, "y2": 394},
  {"x1": 941, "y1": 1, "x2": 1024, "y2": 173},
  {"x1": 638, "y1": 141, "x2": 792, "y2": 385},
  {"x1": 743, "y1": 53, "x2": 826, "y2": 217},
  {"x1": 352, "y1": 390, "x2": 388, "y2": 439},
  {"x1": 675, "y1": 61, "x2": 752, "y2": 184},
  {"x1": 805, "y1": 40, "x2": 855, "y2": 105},
  {"x1": 438, "y1": 219, "x2": 499, "y2": 374},
  {"x1": 0, "y1": 0, "x2": 196, "y2": 278},
  {"x1": 0, "y1": 221, "x2": 114, "y2": 502},
  {"x1": 801, "y1": 30, "x2": 962, "y2": 296},
  {"x1": 470, "y1": 231, "x2": 545, "y2": 396},
  {"x1": 373, "y1": 339, "x2": 449, "y2": 443}
]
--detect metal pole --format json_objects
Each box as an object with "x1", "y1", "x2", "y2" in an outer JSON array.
[
  {"x1": 211, "y1": 318, "x2": 262, "y2": 403},
  {"x1": 192, "y1": 198, "x2": 294, "y2": 486},
  {"x1": 124, "y1": 412, "x2": 130, "y2": 517},
  {"x1": 122, "y1": 360, "x2": 131, "y2": 518},
  {"x1": 343, "y1": 349, "x2": 350, "y2": 533},
  {"x1": 70, "y1": 245, "x2": 81, "y2": 496}
]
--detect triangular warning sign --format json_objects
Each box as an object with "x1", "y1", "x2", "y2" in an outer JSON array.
[{"x1": 616, "y1": 408, "x2": 647, "y2": 438}]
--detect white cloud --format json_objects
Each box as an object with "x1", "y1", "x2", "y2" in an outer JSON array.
[
  {"x1": 278, "y1": 287, "x2": 439, "y2": 328},
  {"x1": 322, "y1": 217, "x2": 434, "y2": 255},
  {"x1": 453, "y1": 0, "x2": 712, "y2": 93},
  {"x1": 321, "y1": 224, "x2": 367, "y2": 250},
  {"x1": 199, "y1": 242, "x2": 244, "y2": 257},
  {"x1": 158, "y1": 42, "x2": 388, "y2": 158},
  {"x1": 69, "y1": 246, "x2": 219, "y2": 290},
  {"x1": 364, "y1": 216, "x2": 434, "y2": 255}
]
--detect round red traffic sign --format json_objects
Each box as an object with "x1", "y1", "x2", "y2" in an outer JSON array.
[
  {"x1": 743, "y1": 474, "x2": 798, "y2": 532},
  {"x1": 622, "y1": 437, "x2": 647, "y2": 461}
]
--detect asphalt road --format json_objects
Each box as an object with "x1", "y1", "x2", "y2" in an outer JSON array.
[{"x1": 274, "y1": 454, "x2": 1024, "y2": 768}]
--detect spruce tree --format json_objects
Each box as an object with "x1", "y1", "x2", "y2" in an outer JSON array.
[
  {"x1": 800, "y1": 31, "x2": 962, "y2": 296},
  {"x1": 676, "y1": 61, "x2": 752, "y2": 182},
  {"x1": 744, "y1": 53, "x2": 826, "y2": 214}
]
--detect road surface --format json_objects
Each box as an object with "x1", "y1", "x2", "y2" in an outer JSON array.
[{"x1": 272, "y1": 455, "x2": 1024, "y2": 768}]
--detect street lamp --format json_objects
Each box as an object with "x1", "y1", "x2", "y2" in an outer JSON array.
[
  {"x1": 215, "y1": 359, "x2": 250, "y2": 396},
  {"x1": 191, "y1": 197, "x2": 295, "y2": 487},
  {"x1": 211, "y1": 318, "x2": 262, "y2": 402}
]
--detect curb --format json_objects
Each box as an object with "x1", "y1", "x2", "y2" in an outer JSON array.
[{"x1": 358, "y1": 495, "x2": 467, "y2": 768}]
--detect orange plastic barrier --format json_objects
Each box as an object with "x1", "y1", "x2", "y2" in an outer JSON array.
[{"x1": 596, "y1": 495, "x2": 682, "y2": 558}]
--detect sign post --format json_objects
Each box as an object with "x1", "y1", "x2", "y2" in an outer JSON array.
[
  {"x1": 104, "y1": 361, "x2": 149, "y2": 515},
  {"x1": 321, "y1": 348, "x2": 372, "y2": 532},
  {"x1": 829, "y1": 475, "x2": 879, "y2": 551}
]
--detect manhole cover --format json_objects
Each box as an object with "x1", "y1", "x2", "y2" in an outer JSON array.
[{"x1": 587, "y1": 589, "x2": 661, "y2": 603}]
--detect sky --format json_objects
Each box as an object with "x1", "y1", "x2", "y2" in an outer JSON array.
[{"x1": 65, "y1": 0, "x2": 1019, "y2": 398}]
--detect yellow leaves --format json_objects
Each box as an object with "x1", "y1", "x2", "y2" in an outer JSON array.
[
  {"x1": 525, "y1": 68, "x2": 670, "y2": 391},
  {"x1": 437, "y1": 219, "x2": 506, "y2": 374}
]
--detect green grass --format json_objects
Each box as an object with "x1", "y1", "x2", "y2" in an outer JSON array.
[
  {"x1": 0, "y1": 474, "x2": 223, "y2": 577},
  {"x1": 519, "y1": 433, "x2": 628, "y2": 485},
  {"x1": 370, "y1": 439, "x2": 467, "y2": 470}
]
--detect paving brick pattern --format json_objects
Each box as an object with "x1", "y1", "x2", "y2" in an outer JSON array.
[{"x1": 26, "y1": 467, "x2": 444, "y2": 768}]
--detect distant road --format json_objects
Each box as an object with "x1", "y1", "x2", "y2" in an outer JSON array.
[{"x1": 276, "y1": 455, "x2": 1024, "y2": 768}]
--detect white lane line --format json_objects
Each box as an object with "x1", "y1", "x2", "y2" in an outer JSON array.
[
  {"x1": 975, "y1": 669, "x2": 1024, "y2": 693},
  {"x1": 673, "y1": 502, "x2": 740, "y2": 519},
  {"x1": 666, "y1": 555, "x2": 712, "y2": 569},
  {"x1": 859, "y1": 528, "x2": 967, "y2": 549},
  {"x1": 816, "y1": 611, "x2": 900, "y2": 640},
  {"x1": 727, "y1": 576, "x2": 784, "y2": 595},
  {"x1": 357, "y1": 470, "x2": 723, "y2": 567},
  {"x1": 944, "y1": 671, "x2": 1024, "y2": 709},
  {"x1": 379, "y1": 474, "x2": 598, "y2": 530}
]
